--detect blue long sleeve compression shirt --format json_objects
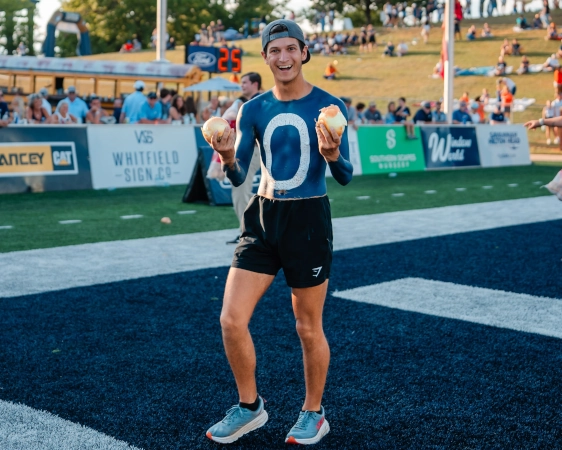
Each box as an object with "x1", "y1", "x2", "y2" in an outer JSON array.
[{"x1": 223, "y1": 86, "x2": 353, "y2": 199}]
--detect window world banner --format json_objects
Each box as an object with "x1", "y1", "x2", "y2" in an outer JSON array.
[
  {"x1": 87, "y1": 125, "x2": 199, "y2": 189},
  {"x1": 475, "y1": 125, "x2": 531, "y2": 167},
  {"x1": 357, "y1": 126, "x2": 425, "y2": 175},
  {"x1": 420, "y1": 126, "x2": 481, "y2": 169}
]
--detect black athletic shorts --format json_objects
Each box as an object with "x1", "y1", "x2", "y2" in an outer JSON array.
[{"x1": 232, "y1": 195, "x2": 333, "y2": 288}]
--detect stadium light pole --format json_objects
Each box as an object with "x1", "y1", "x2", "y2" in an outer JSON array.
[
  {"x1": 444, "y1": 0, "x2": 454, "y2": 123},
  {"x1": 156, "y1": 0, "x2": 169, "y2": 62}
]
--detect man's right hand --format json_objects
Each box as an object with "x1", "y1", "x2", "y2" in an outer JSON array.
[
  {"x1": 204, "y1": 127, "x2": 236, "y2": 166},
  {"x1": 524, "y1": 120, "x2": 541, "y2": 130}
]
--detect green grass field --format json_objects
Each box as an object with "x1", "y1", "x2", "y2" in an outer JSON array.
[
  {"x1": 81, "y1": 10, "x2": 562, "y2": 153},
  {"x1": 0, "y1": 164, "x2": 556, "y2": 253}
]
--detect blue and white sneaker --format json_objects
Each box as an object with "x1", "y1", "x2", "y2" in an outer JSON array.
[
  {"x1": 285, "y1": 406, "x2": 330, "y2": 445},
  {"x1": 206, "y1": 397, "x2": 268, "y2": 444}
]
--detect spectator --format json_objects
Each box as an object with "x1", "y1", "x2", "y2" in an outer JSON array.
[
  {"x1": 516, "y1": 14, "x2": 531, "y2": 29},
  {"x1": 454, "y1": 0, "x2": 463, "y2": 40},
  {"x1": 133, "y1": 38, "x2": 142, "y2": 51},
  {"x1": 167, "y1": 37, "x2": 176, "y2": 50},
  {"x1": 481, "y1": 23, "x2": 493, "y2": 37},
  {"x1": 385, "y1": 101, "x2": 397, "y2": 124},
  {"x1": 551, "y1": 92, "x2": 562, "y2": 145},
  {"x1": 532, "y1": 14, "x2": 543, "y2": 29},
  {"x1": 120, "y1": 40, "x2": 134, "y2": 52},
  {"x1": 120, "y1": 80, "x2": 147, "y2": 123},
  {"x1": 452, "y1": 101, "x2": 472, "y2": 124},
  {"x1": 543, "y1": 53, "x2": 560, "y2": 71},
  {"x1": 27, "y1": 94, "x2": 52, "y2": 124},
  {"x1": 86, "y1": 96, "x2": 108, "y2": 124},
  {"x1": 138, "y1": 92, "x2": 166, "y2": 124},
  {"x1": 546, "y1": 22, "x2": 561, "y2": 40},
  {"x1": 38, "y1": 88, "x2": 52, "y2": 115},
  {"x1": 502, "y1": 77, "x2": 516, "y2": 95},
  {"x1": 52, "y1": 101, "x2": 78, "y2": 124},
  {"x1": 543, "y1": 99, "x2": 557, "y2": 144},
  {"x1": 159, "y1": 88, "x2": 172, "y2": 120},
  {"x1": 499, "y1": 84, "x2": 513, "y2": 123},
  {"x1": 413, "y1": 101, "x2": 433, "y2": 123},
  {"x1": 355, "y1": 102, "x2": 366, "y2": 126},
  {"x1": 10, "y1": 96, "x2": 26, "y2": 124},
  {"x1": 489, "y1": 105, "x2": 505, "y2": 124},
  {"x1": 432, "y1": 101, "x2": 447, "y2": 123},
  {"x1": 185, "y1": 96, "x2": 198, "y2": 123},
  {"x1": 421, "y1": 21, "x2": 430, "y2": 44},
  {"x1": 324, "y1": 61, "x2": 339, "y2": 80},
  {"x1": 112, "y1": 98, "x2": 122, "y2": 124},
  {"x1": 216, "y1": 19, "x2": 225, "y2": 41},
  {"x1": 475, "y1": 95, "x2": 486, "y2": 122},
  {"x1": 364, "y1": 102, "x2": 383, "y2": 123},
  {"x1": 395, "y1": 97, "x2": 411, "y2": 123},
  {"x1": 207, "y1": 95, "x2": 220, "y2": 116},
  {"x1": 554, "y1": 66, "x2": 562, "y2": 94},
  {"x1": 57, "y1": 86, "x2": 88, "y2": 123},
  {"x1": 487, "y1": 0, "x2": 498, "y2": 17},
  {"x1": 466, "y1": 25, "x2": 476, "y2": 40},
  {"x1": 0, "y1": 91, "x2": 8, "y2": 120},
  {"x1": 494, "y1": 56, "x2": 507, "y2": 76},
  {"x1": 459, "y1": 91, "x2": 470, "y2": 103},
  {"x1": 500, "y1": 38, "x2": 512, "y2": 56},
  {"x1": 341, "y1": 97, "x2": 357, "y2": 123},
  {"x1": 470, "y1": 102, "x2": 482, "y2": 124},
  {"x1": 517, "y1": 55, "x2": 530, "y2": 75},
  {"x1": 359, "y1": 27, "x2": 368, "y2": 53},
  {"x1": 397, "y1": 41, "x2": 408, "y2": 57},
  {"x1": 199, "y1": 23, "x2": 209, "y2": 45},
  {"x1": 481, "y1": 88, "x2": 490, "y2": 104},
  {"x1": 169, "y1": 95, "x2": 188, "y2": 123},
  {"x1": 17, "y1": 41, "x2": 27, "y2": 56},
  {"x1": 367, "y1": 24, "x2": 377, "y2": 51},
  {"x1": 383, "y1": 41, "x2": 395, "y2": 57},
  {"x1": 541, "y1": 0, "x2": 551, "y2": 28}
]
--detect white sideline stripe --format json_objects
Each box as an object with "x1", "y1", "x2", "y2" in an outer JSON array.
[
  {"x1": 0, "y1": 400, "x2": 141, "y2": 450},
  {"x1": 482, "y1": 186, "x2": 493, "y2": 189},
  {"x1": 59, "y1": 220, "x2": 82, "y2": 225},
  {"x1": 0, "y1": 225, "x2": 13, "y2": 230},
  {"x1": 177, "y1": 210, "x2": 196, "y2": 215},
  {"x1": 356, "y1": 196, "x2": 370, "y2": 200},
  {"x1": 120, "y1": 215, "x2": 143, "y2": 219},
  {"x1": 333, "y1": 278, "x2": 562, "y2": 339},
  {"x1": 508, "y1": 183, "x2": 518, "y2": 187},
  {"x1": 533, "y1": 181, "x2": 543, "y2": 185},
  {"x1": 392, "y1": 193, "x2": 405, "y2": 197},
  {"x1": 455, "y1": 188, "x2": 466, "y2": 191},
  {"x1": 424, "y1": 190, "x2": 437, "y2": 194},
  {"x1": 1, "y1": 196, "x2": 561, "y2": 298}
]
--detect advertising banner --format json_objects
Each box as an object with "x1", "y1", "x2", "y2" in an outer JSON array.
[
  {"x1": 476, "y1": 125, "x2": 531, "y2": 167},
  {"x1": 326, "y1": 127, "x2": 362, "y2": 177},
  {"x1": 357, "y1": 126, "x2": 425, "y2": 175},
  {"x1": 420, "y1": 126, "x2": 481, "y2": 169},
  {"x1": 0, "y1": 126, "x2": 91, "y2": 194},
  {"x1": 183, "y1": 127, "x2": 260, "y2": 206},
  {"x1": 88, "y1": 125, "x2": 198, "y2": 189}
]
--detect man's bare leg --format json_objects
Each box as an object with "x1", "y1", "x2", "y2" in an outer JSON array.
[
  {"x1": 220, "y1": 267, "x2": 275, "y2": 403},
  {"x1": 292, "y1": 279, "x2": 330, "y2": 411}
]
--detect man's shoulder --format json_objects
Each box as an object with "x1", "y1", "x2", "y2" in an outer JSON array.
[{"x1": 310, "y1": 86, "x2": 346, "y2": 108}]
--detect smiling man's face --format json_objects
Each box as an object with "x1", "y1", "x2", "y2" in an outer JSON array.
[{"x1": 262, "y1": 37, "x2": 307, "y2": 83}]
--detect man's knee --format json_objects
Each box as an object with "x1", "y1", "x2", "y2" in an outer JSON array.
[
  {"x1": 295, "y1": 320, "x2": 323, "y2": 343},
  {"x1": 220, "y1": 313, "x2": 248, "y2": 336}
]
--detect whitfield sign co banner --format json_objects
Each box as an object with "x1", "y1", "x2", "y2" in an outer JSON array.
[
  {"x1": 420, "y1": 126, "x2": 481, "y2": 169},
  {"x1": 88, "y1": 125, "x2": 198, "y2": 189}
]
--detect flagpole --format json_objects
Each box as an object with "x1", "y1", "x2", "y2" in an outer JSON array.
[{"x1": 444, "y1": 0, "x2": 455, "y2": 123}]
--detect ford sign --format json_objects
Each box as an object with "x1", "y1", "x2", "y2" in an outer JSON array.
[{"x1": 188, "y1": 52, "x2": 217, "y2": 68}]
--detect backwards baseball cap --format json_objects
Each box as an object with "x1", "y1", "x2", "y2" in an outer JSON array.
[
  {"x1": 67, "y1": 86, "x2": 76, "y2": 93},
  {"x1": 261, "y1": 19, "x2": 311, "y2": 64},
  {"x1": 147, "y1": 91, "x2": 158, "y2": 99},
  {"x1": 134, "y1": 80, "x2": 145, "y2": 90}
]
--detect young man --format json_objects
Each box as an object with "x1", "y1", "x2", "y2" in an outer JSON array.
[
  {"x1": 138, "y1": 92, "x2": 166, "y2": 124},
  {"x1": 203, "y1": 19, "x2": 353, "y2": 445},
  {"x1": 227, "y1": 72, "x2": 263, "y2": 245},
  {"x1": 86, "y1": 96, "x2": 108, "y2": 124}
]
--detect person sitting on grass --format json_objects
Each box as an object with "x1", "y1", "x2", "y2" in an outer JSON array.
[
  {"x1": 323, "y1": 60, "x2": 339, "y2": 80},
  {"x1": 532, "y1": 13, "x2": 543, "y2": 29},
  {"x1": 546, "y1": 22, "x2": 562, "y2": 40},
  {"x1": 466, "y1": 25, "x2": 476, "y2": 40},
  {"x1": 511, "y1": 39, "x2": 522, "y2": 56},
  {"x1": 500, "y1": 38, "x2": 512, "y2": 56},
  {"x1": 517, "y1": 55, "x2": 530, "y2": 75},
  {"x1": 481, "y1": 23, "x2": 493, "y2": 37},
  {"x1": 543, "y1": 53, "x2": 560, "y2": 72},
  {"x1": 489, "y1": 105, "x2": 505, "y2": 124},
  {"x1": 516, "y1": 15, "x2": 531, "y2": 29},
  {"x1": 383, "y1": 41, "x2": 395, "y2": 57},
  {"x1": 397, "y1": 41, "x2": 408, "y2": 57},
  {"x1": 494, "y1": 56, "x2": 507, "y2": 76}
]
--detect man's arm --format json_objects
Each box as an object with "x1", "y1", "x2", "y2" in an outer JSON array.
[
  {"x1": 526, "y1": 116, "x2": 562, "y2": 129},
  {"x1": 222, "y1": 103, "x2": 256, "y2": 187}
]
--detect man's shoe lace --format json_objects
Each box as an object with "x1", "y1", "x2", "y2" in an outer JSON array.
[
  {"x1": 294, "y1": 411, "x2": 315, "y2": 430},
  {"x1": 222, "y1": 406, "x2": 243, "y2": 425}
]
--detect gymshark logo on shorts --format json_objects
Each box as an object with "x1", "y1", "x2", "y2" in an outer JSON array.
[{"x1": 312, "y1": 267, "x2": 322, "y2": 277}]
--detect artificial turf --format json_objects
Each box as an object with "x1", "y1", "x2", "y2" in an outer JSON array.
[
  {"x1": 1, "y1": 219, "x2": 560, "y2": 449},
  {"x1": 0, "y1": 164, "x2": 557, "y2": 253}
]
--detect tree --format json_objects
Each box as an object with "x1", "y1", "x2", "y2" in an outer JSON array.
[
  {"x1": 309, "y1": 0, "x2": 382, "y2": 27},
  {"x1": 0, "y1": 0, "x2": 35, "y2": 55}
]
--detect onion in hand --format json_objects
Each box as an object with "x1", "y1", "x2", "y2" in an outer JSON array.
[
  {"x1": 318, "y1": 104, "x2": 347, "y2": 136},
  {"x1": 202, "y1": 117, "x2": 230, "y2": 142}
]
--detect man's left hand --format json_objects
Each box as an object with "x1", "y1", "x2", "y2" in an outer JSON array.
[{"x1": 316, "y1": 123, "x2": 340, "y2": 162}]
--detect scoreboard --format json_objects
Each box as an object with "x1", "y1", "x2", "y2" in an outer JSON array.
[{"x1": 186, "y1": 46, "x2": 242, "y2": 74}]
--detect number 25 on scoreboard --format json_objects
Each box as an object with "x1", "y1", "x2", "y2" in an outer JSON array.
[{"x1": 217, "y1": 47, "x2": 242, "y2": 73}]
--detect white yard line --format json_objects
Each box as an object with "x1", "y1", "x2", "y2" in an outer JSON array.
[
  {"x1": 334, "y1": 278, "x2": 562, "y2": 339},
  {"x1": 59, "y1": 220, "x2": 82, "y2": 225},
  {"x1": 1, "y1": 196, "x2": 561, "y2": 299},
  {"x1": 356, "y1": 196, "x2": 370, "y2": 200},
  {"x1": 120, "y1": 215, "x2": 143, "y2": 220},
  {"x1": 0, "y1": 225, "x2": 13, "y2": 230},
  {"x1": 177, "y1": 210, "x2": 197, "y2": 215}
]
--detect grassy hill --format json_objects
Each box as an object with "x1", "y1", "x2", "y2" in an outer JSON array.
[{"x1": 79, "y1": 10, "x2": 562, "y2": 153}]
